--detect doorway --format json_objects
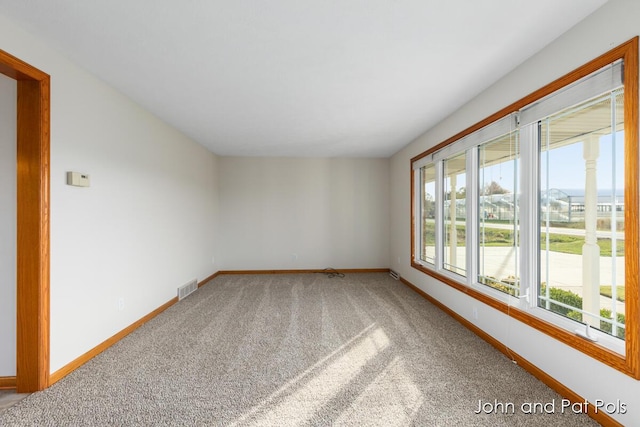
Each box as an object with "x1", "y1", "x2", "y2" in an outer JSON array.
[
  {"x1": 0, "y1": 73, "x2": 17, "y2": 387},
  {"x1": 0, "y1": 48, "x2": 50, "y2": 393}
]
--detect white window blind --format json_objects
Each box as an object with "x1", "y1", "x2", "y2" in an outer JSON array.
[
  {"x1": 433, "y1": 113, "x2": 518, "y2": 162},
  {"x1": 519, "y1": 60, "x2": 623, "y2": 126}
]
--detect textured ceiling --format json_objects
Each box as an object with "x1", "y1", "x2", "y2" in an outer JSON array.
[{"x1": 0, "y1": 0, "x2": 607, "y2": 157}]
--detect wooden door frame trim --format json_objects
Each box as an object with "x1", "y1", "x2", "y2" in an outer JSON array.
[{"x1": 0, "y1": 48, "x2": 50, "y2": 392}]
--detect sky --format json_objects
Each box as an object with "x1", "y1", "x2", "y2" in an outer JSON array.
[{"x1": 541, "y1": 131, "x2": 624, "y2": 193}]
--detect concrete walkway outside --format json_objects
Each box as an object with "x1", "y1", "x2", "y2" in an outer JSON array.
[{"x1": 478, "y1": 246, "x2": 625, "y2": 315}]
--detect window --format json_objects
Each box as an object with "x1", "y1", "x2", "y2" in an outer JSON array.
[
  {"x1": 411, "y1": 38, "x2": 638, "y2": 378},
  {"x1": 443, "y1": 153, "x2": 466, "y2": 276},
  {"x1": 420, "y1": 164, "x2": 436, "y2": 265},
  {"x1": 538, "y1": 89, "x2": 625, "y2": 340},
  {"x1": 478, "y1": 131, "x2": 519, "y2": 296}
]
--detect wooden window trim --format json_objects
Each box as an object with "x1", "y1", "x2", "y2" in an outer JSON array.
[{"x1": 410, "y1": 37, "x2": 639, "y2": 378}]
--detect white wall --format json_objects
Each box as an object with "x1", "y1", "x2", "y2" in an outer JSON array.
[
  {"x1": 0, "y1": 74, "x2": 16, "y2": 376},
  {"x1": 0, "y1": 14, "x2": 220, "y2": 374},
  {"x1": 219, "y1": 157, "x2": 389, "y2": 270},
  {"x1": 390, "y1": 0, "x2": 639, "y2": 424}
]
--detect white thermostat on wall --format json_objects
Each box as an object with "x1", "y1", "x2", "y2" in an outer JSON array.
[{"x1": 66, "y1": 171, "x2": 90, "y2": 187}]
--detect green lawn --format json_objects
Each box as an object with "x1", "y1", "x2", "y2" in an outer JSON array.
[
  {"x1": 541, "y1": 233, "x2": 624, "y2": 257},
  {"x1": 423, "y1": 222, "x2": 624, "y2": 256},
  {"x1": 600, "y1": 285, "x2": 625, "y2": 302}
]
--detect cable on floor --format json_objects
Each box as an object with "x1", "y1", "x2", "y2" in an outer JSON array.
[{"x1": 320, "y1": 268, "x2": 345, "y2": 278}]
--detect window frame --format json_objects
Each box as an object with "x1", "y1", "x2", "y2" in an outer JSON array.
[{"x1": 410, "y1": 37, "x2": 639, "y2": 378}]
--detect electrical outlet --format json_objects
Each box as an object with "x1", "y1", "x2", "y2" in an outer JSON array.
[
  {"x1": 472, "y1": 307, "x2": 478, "y2": 320},
  {"x1": 211, "y1": 255, "x2": 215, "y2": 265},
  {"x1": 117, "y1": 298, "x2": 125, "y2": 312},
  {"x1": 291, "y1": 253, "x2": 298, "y2": 262}
]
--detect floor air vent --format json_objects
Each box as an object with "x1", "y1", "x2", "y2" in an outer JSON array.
[
  {"x1": 389, "y1": 270, "x2": 400, "y2": 280},
  {"x1": 178, "y1": 279, "x2": 198, "y2": 300}
]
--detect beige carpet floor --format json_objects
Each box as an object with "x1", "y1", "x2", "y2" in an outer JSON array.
[{"x1": 0, "y1": 273, "x2": 598, "y2": 426}]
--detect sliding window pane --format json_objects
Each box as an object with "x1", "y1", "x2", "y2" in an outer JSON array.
[
  {"x1": 539, "y1": 89, "x2": 625, "y2": 340},
  {"x1": 420, "y1": 164, "x2": 436, "y2": 264},
  {"x1": 443, "y1": 153, "x2": 466, "y2": 276},
  {"x1": 478, "y1": 131, "x2": 519, "y2": 295}
]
